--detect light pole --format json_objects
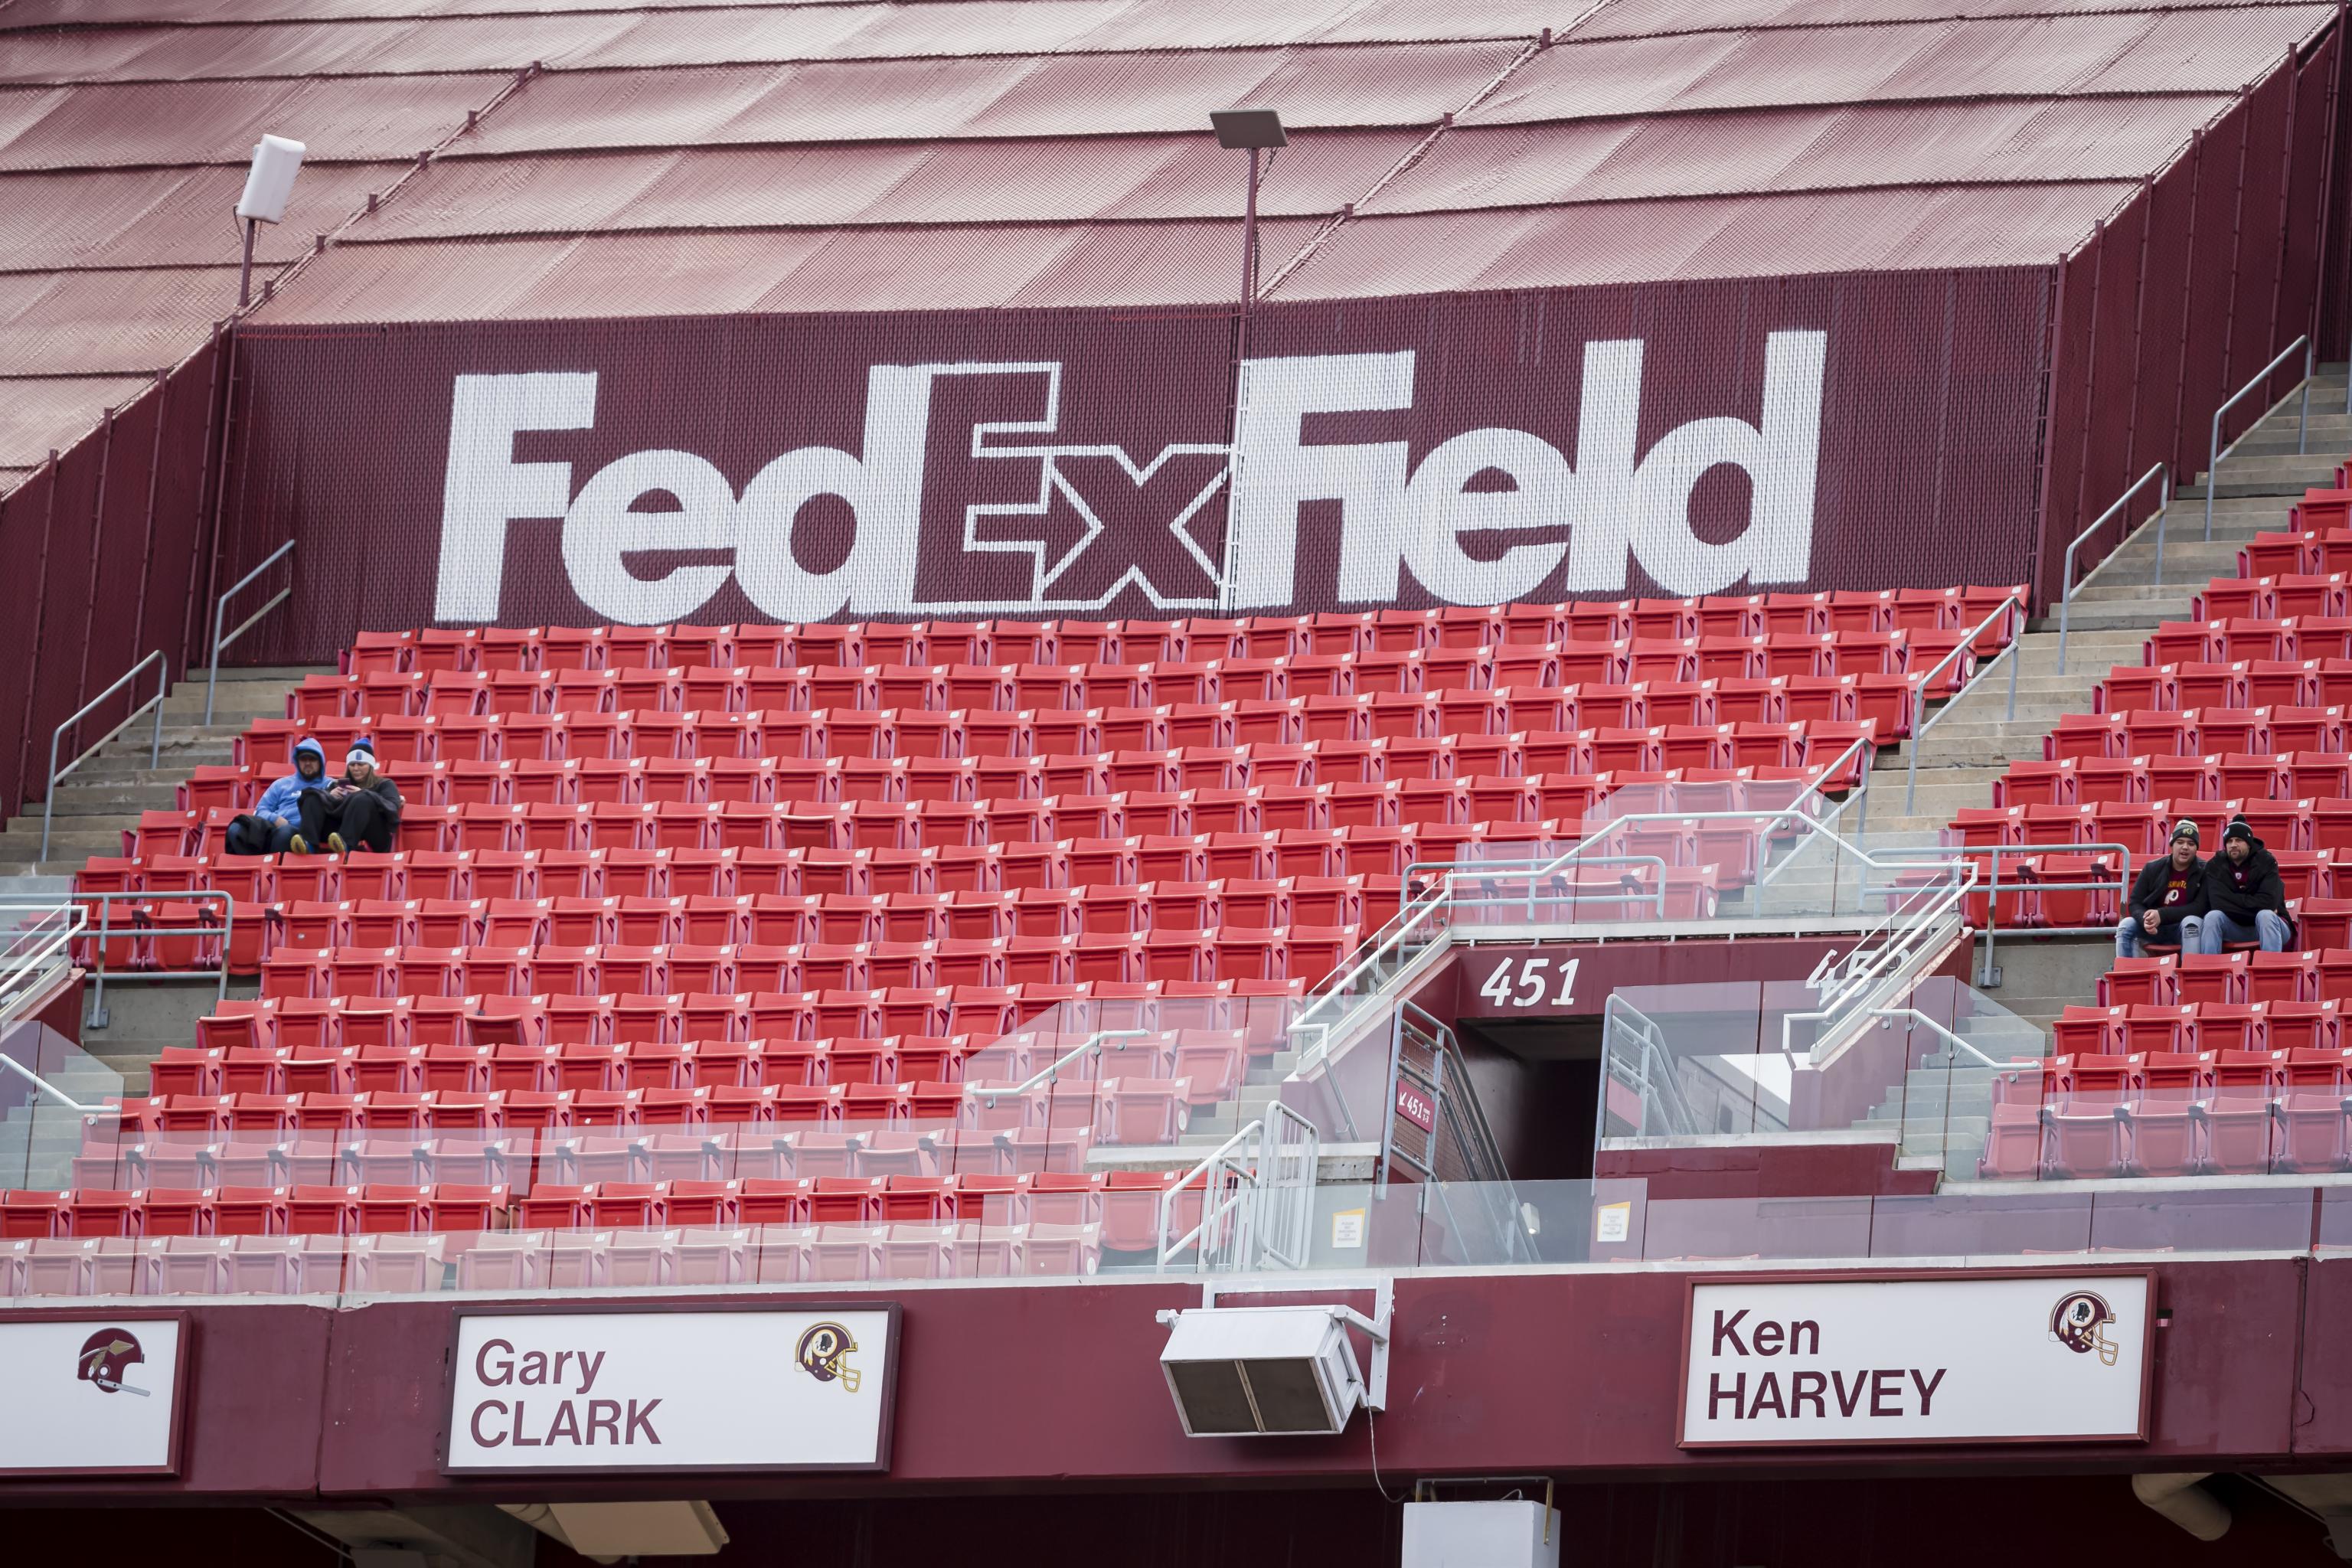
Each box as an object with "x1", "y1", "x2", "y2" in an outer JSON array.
[
  {"x1": 1208, "y1": 109, "x2": 1286, "y2": 613},
  {"x1": 234, "y1": 134, "x2": 306, "y2": 308},
  {"x1": 1208, "y1": 108, "x2": 1288, "y2": 369}
]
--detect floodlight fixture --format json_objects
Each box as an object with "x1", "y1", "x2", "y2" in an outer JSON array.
[
  {"x1": 234, "y1": 134, "x2": 306, "y2": 308},
  {"x1": 1210, "y1": 108, "x2": 1289, "y2": 151}
]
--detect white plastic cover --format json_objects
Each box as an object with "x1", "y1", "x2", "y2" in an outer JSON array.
[{"x1": 235, "y1": 132, "x2": 305, "y2": 223}]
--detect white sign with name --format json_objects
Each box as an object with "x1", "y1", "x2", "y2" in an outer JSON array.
[
  {"x1": 0, "y1": 1318, "x2": 185, "y2": 1474},
  {"x1": 448, "y1": 1309, "x2": 893, "y2": 1472},
  {"x1": 1681, "y1": 1274, "x2": 2151, "y2": 1447}
]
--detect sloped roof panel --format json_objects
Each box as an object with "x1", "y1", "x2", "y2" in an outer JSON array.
[
  {"x1": 0, "y1": 375, "x2": 163, "y2": 465},
  {"x1": 0, "y1": 74, "x2": 501, "y2": 168},
  {"x1": 0, "y1": 162, "x2": 395, "y2": 267}
]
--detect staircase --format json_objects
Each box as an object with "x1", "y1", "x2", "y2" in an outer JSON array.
[
  {"x1": 1860, "y1": 368, "x2": 2344, "y2": 1039},
  {"x1": 0, "y1": 665, "x2": 311, "y2": 1088},
  {"x1": 0, "y1": 666, "x2": 313, "y2": 886}
]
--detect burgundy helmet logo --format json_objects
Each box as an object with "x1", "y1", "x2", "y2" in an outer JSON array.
[
  {"x1": 795, "y1": 1322, "x2": 861, "y2": 1393},
  {"x1": 77, "y1": 1328, "x2": 151, "y2": 1396},
  {"x1": 2049, "y1": 1292, "x2": 2121, "y2": 1367}
]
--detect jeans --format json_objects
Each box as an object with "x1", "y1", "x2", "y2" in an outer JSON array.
[
  {"x1": 2116, "y1": 916, "x2": 2197, "y2": 960},
  {"x1": 224, "y1": 815, "x2": 296, "y2": 856},
  {"x1": 2194, "y1": 909, "x2": 2292, "y2": 953}
]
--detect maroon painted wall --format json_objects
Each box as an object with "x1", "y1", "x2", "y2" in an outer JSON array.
[
  {"x1": 210, "y1": 268, "x2": 2053, "y2": 671},
  {"x1": 0, "y1": 332, "x2": 228, "y2": 830},
  {"x1": 2039, "y1": 41, "x2": 2347, "y2": 606},
  {"x1": 0, "y1": 1256, "x2": 2328, "y2": 1505}
]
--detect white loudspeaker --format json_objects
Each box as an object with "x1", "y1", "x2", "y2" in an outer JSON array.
[
  {"x1": 1400, "y1": 1501, "x2": 1562, "y2": 1568},
  {"x1": 237, "y1": 135, "x2": 306, "y2": 224}
]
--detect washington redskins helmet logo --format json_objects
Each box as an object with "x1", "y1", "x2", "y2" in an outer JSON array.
[
  {"x1": 2050, "y1": 1291, "x2": 2122, "y2": 1367},
  {"x1": 795, "y1": 1322, "x2": 861, "y2": 1393},
  {"x1": 77, "y1": 1328, "x2": 150, "y2": 1396}
]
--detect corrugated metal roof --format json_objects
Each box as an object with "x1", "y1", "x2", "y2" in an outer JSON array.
[
  {"x1": 0, "y1": 0, "x2": 2333, "y2": 469},
  {"x1": 0, "y1": 374, "x2": 162, "y2": 462}
]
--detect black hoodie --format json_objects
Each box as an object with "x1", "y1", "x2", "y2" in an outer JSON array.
[
  {"x1": 2128, "y1": 850, "x2": 2207, "y2": 939},
  {"x1": 2203, "y1": 826, "x2": 2286, "y2": 923}
]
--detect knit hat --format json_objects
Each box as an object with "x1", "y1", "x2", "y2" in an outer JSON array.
[
  {"x1": 2224, "y1": 815, "x2": 2258, "y2": 848},
  {"x1": 345, "y1": 738, "x2": 377, "y2": 767},
  {"x1": 2170, "y1": 818, "x2": 2199, "y2": 845}
]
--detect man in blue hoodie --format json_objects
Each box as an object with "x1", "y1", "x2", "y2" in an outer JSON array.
[{"x1": 225, "y1": 737, "x2": 328, "y2": 855}]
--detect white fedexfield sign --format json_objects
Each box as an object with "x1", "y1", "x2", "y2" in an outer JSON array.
[
  {"x1": 1679, "y1": 1274, "x2": 2151, "y2": 1448},
  {"x1": 0, "y1": 1317, "x2": 185, "y2": 1475},
  {"x1": 447, "y1": 1308, "x2": 895, "y2": 1472},
  {"x1": 433, "y1": 335, "x2": 1829, "y2": 622}
]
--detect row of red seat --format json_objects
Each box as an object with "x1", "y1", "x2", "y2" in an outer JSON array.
[
  {"x1": 1997, "y1": 754, "x2": 2352, "y2": 805},
  {"x1": 8, "y1": 1171, "x2": 1182, "y2": 1240},
  {"x1": 2, "y1": 1220, "x2": 1113, "y2": 1296},
  {"x1": 2190, "y1": 573, "x2": 2352, "y2": 620},
  {"x1": 1979, "y1": 1089, "x2": 2352, "y2": 1179},
  {"x1": 192, "y1": 982, "x2": 1293, "y2": 1054},
  {"x1": 2097, "y1": 949, "x2": 2352, "y2": 1006},
  {"x1": 256, "y1": 926, "x2": 1366, "y2": 997},
  {"x1": 152, "y1": 1029, "x2": 1239, "y2": 1096},
  {"x1": 237, "y1": 705, "x2": 1890, "y2": 769},
  {"x1": 2047, "y1": 707, "x2": 2352, "y2": 760},
  {"x1": 2093, "y1": 662, "x2": 2352, "y2": 714},
  {"x1": 340, "y1": 591, "x2": 2025, "y2": 675},
  {"x1": 305, "y1": 635, "x2": 1978, "y2": 723},
  {"x1": 95, "y1": 1075, "x2": 1197, "y2": 1143},
  {"x1": 2139, "y1": 616, "x2": 2352, "y2": 666},
  {"x1": 191, "y1": 759, "x2": 1844, "y2": 826},
  {"x1": 268, "y1": 882, "x2": 1398, "y2": 948},
  {"x1": 1955, "y1": 799, "x2": 2344, "y2": 864},
  {"x1": 70, "y1": 1122, "x2": 1122, "y2": 1188},
  {"x1": 2053, "y1": 1007, "x2": 2352, "y2": 1056}
]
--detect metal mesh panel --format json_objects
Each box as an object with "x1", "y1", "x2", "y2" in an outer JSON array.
[
  {"x1": 2177, "y1": 116, "x2": 2246, "y2": 482},
  {"x1": 2277, "y1": 31, "x2": 2339, "y2": 348},
  {"x1": 211, "y1": 266, "x2": 2053, "y2": 665},
  {"x1": 2035, "y1": 247, "x2": 2098, "y2": 608},
  {"x1": 2225, "y1": 63, "x2": 2294, "y2": 396}
]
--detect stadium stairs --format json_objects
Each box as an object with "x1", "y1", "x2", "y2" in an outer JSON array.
[
  {"x1": 4, "y1": 667, "x2": 312, "y2": 1086},
  {"x1": 1884, "y1": 371, "x2": 2347, "y2": 1040}
]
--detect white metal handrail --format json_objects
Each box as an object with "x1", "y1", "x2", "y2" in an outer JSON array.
[
  {"x1": 2205, "y1": 335, "x2": 2312, "y2": 541},
  {"x1": 1903, "y1": 593, "x2": 2024, "y2": 812},
  {"x1": 2057, "y1": 467, "x2": 2168, "y2": 675},
  {"x1": 1867, "y1": 1008, "x2": 2020, "y2": 1072},
  {"x1": 40, "y1": 650, "x2": 167, "y2": 863},
  {"x1": 205, "y1": 538, "x2": 296, "y2": 724},
  {"x1": 977, "y1": 1027, "x2": 1152, "y2": 1104},
  {"x1": 0, "y1": 903, "x2": 86, "y2": 1025},
  {"x1": 1155, "y1": 1102, "x2": 1319, "y2": 1272},
  {"x1": 1292, "y1": 795, "x2": 1965, "y2": 1073},
  {"x1": 0, "y1": 1053, "x2": 100, "y2": 1114}
]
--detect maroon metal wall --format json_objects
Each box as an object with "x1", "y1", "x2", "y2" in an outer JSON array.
[
  {"x1": 2040, "y1": 41, "x2": 2347, "y2": 602},
  {"x1": 0, "y1": 332, "x2": 226, "y2": 829},
  {"x1": 207, "y1": 268, "x2": 2053, "y2": 668},
  {"x1": 0, "y1": 1256, "x2": 2328, "y2": 1505}
]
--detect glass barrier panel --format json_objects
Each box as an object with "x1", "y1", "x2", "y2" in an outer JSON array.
[
  {"x1": 1867, "y1": 1189, "x2": 2094, "y2": 1257},
  {"x1": 2086, "y1": 1185, "x2": 2319, "y2": 1253}
]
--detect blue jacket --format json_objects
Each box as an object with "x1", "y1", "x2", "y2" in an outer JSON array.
[{"x1": 253, "y1": 737, "x2": 331, "y2": 824}]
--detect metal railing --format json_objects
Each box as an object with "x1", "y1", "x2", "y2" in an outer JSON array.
[
  {"x1": 1156, "y1": 1102, "x2": 1319, "y2": 1273},
  {"x1": 1903, "y1": 593, "x2": 2024, "y2": 812},
  {"x1": 2056, "y1": 466, "x2": 2169, "y2": 675},
  {"x1": 1877, "y1": 837, "x2": 2138, "y2": 988},
  {"x1": 39, "y1": 649, "x2": 168, "y2": 863},
  {"x1": 2205, "y1": 335, "x2": 2312, "y2": 541},
  {"x1": 1776, "y1": 861, "x2": 1977, "y2": 1057},
  {"x1": 0, "y1": 1052, "x2": 100, "y2": 1114},
  {"x1": 975, "y1": 1028, "x2": 1152, "y2": 1106},
  {"x1": 0, "y1": 903, "x2": 85, "y2": 1026},
  {"x1": 70, "y1": 890, "x2": 237, "y2": 1027},
  {"x1": 205, "y1": 538, "x2": 295, "y2": 724},
  {"x1": 1867, "y1": 1008, "x2": 2014, "y2": 1071}
]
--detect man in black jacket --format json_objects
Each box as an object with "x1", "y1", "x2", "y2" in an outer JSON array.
[
  {"x1": 289, "y1": 739, "x2": 404, "y2": 855},
  {"x1": 2116, "y1": 818, "x2": 2207, "y2": 962},
  {"x1": 2194, "y1": 815, "x2": 2292, "y2": 953}
]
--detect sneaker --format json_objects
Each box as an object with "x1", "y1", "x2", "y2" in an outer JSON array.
[
  {"x1": 287, "y1": 835, "x2": 309, "y2": 856},
  {"x1": 326, "y1": 832, "x2": 347, "y2": 855}
]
